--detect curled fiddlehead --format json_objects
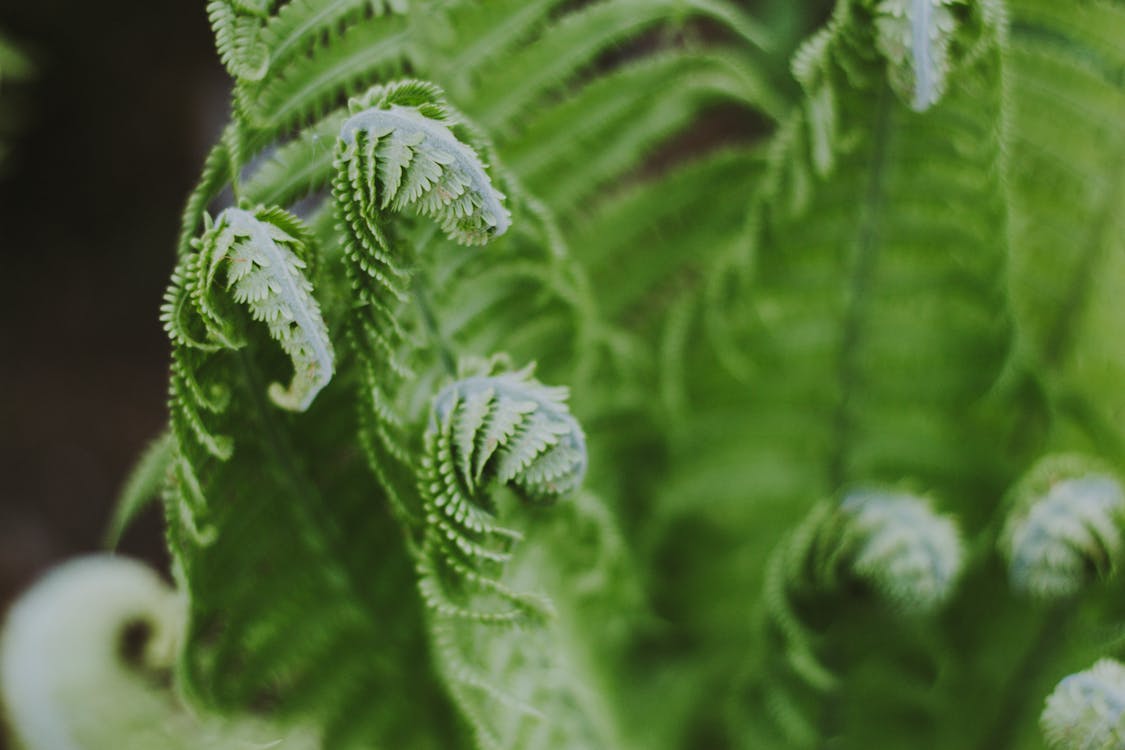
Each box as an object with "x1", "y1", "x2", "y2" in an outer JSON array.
[
  {"x1": 1000, "y1": 454, "x2": 1125, "y2": 599},
  {"x1": 1042, "y1": 659, "x2": 1125, "y2": 750},
  {"x1": 160, "y1": 204, "x2": 333, "y2": 546},
  {"x1": 336, "y1": 80, "x2": 510, "y2": 246},
  {"x1": 164, "y1": 204, "x2": 334, "y2": 414},
  {"x1": 755, "y1": 489, "x2": 964, "y2": 745},
  {"x1": 414, "y1": 356, "x2": 620, "y2": 750},
  {"x1": 873, "y1": 0, "x2": 961, "y2": 112},
  {"x1": 840, "y1": 490, "x2": 965, "y2": 611},
  {"x1": 416, "y1": 356, "x2": 586, "y2": 623},
  {"x1": 331, "y1": 79, "x2": 510, "y2": 516},
  {"x1": 0, "y1": 556, "x2": 319, "y2": 750}
]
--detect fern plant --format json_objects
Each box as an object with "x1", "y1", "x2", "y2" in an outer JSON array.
[{"x1": 2, "y1": 0, "x2": 1125, "y2": 749}]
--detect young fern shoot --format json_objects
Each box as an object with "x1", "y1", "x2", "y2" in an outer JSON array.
[
  {"x1": 1000, "y1": 455, "x2": 1125, "y2": 600},
  {"x1": 417, "y1": 358, "x2": 622, "y2": 750},
  {"x1": 332, "y1": 79, "x2": 511, "y2": 517},
  {"x1": 166, "y1": 204, "x2": 333, "y2": 414},
  {"x1": 1041, "y1": 659, "x2": 1125, "y2": 750},
  {"x1": 417, "y1": 359, "x2": 587, "y2": 623},
  {"x1": 874, "y1": 0, "x2": 960, "y2": 111},
  {"x1": 755, "y1": 490, "x2": 964, "y2": 746}
]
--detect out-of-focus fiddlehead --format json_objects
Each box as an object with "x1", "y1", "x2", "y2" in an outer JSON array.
[
  {"x1": 752, "y1": 490, "x2": 964, "y2": 746},
  {"x1": 1042, "y1": 659, "x2": 1125, "y2": 750},
  {"x1": 1000, "y1": 455, "x2": 1125, "y2": 600}
]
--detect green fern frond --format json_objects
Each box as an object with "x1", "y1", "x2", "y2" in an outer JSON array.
[
  {"x1": 331, "y1": 79, "x2": 510, "y2": 521},
  {"x1": 750, "y1": 491, "x2": 963, "y2": 747},
  {"x1": 25, "y1": 0, "x2": 1125, "y2": 748},
  {"x1": 643, "y1": 4, "x2": 1011, "y2": 745},
  {"x1": 415, "y1": 358, "x2": 631, "y2": 750},
  {"x1": 505, "y1": 50, "x2": 775, "y2": 218},
  {"x1": 420, "y1": 0, "x2": 567, "y2": 97},
  {"x1": 788, "y1": 0, "x2": 996, "y2": 177},
  {"x1": 208, "y1": 0, "x2": 271, "y2": 82},
  {"x1": 417, "y1": 359, "x2": 585, "y2": 621},
  {"x1": 468, "y1": 0, "x2": 771, "y2": 134},
  {"x1": 1004, "y1": 0, "x2": 1125, "y2": 457},
  {"x1": 242, "y1": 111, "x2": 347, "y2": 206},
  {"x1": 236, "y1": 12, "x2": 410, "y2": 129},
  {"x1": 261, "y1": 0, "x2": 405, "y2": 75},
  {"x1": 106, "y1": 432, "x2": 175, "y2": 549}
]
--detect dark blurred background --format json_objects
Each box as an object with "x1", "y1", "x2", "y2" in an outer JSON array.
[{"x1": 0, "y1": 0, "x2": 228, "y2": 634}]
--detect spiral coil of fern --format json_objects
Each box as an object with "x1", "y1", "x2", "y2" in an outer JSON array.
[
  {"x1": 757, "y1": 489, "x2": 964, "y2": 744},
  {"x1": 160, "y1": 205, "x2": 333, "y2": 542},
  {"x1": 331, "y1": 79, "x2": 511, "y2": 519},
  {"x1": 1000, "y1": 454, "x2": 1125, "y2": 599},
  {"x1": 416, "y1": 358, "x2": 587, "y2": 624},
  {"x1": 1041, "y1": 659, "x2": 1125, "y2": 750}
]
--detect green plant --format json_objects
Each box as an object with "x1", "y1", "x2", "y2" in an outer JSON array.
[{"x1": 2, "y1": 0, "x2": 1124, "y2": 748}]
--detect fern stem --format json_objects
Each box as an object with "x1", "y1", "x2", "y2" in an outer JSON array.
[
  {"x1": 829, "y1": 85, "x2": 894, "y2": 490},
  {"x1": 974, "y1": 604, "x2": 1072, "y2": 750},
  {"x1": 413, "y1": 274, "x2": 455, "y2": 377}
]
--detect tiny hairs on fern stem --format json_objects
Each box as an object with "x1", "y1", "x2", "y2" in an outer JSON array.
[
  {"x1": 1041, "y1": 659, "x2": 1125, "y2": 750},
  {"x1": 1000, "y1": 454, "x2": 1125, "y2": 599}
]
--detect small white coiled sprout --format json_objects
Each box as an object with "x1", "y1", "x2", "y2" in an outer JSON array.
[
  {"x1": 1042, "y1": 659, "x2": 1125, "y2": 750},
  {"x1": 874, "y1": 0, "x2": 960, "y2": 112},
  {"x1": 1000, "y1": 455, "x2": 1125, "y2": 599},
  {"x1": 841, "y1": 490, "x2": 965, "y2": 612}
]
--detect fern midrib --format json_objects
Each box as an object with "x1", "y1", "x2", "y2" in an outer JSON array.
[
  {"x1": 973, "y1": 604, "x2": 1071, "y2": 750},
  {"x1": 828, "y1": 85, "x2": 894, "y2": 491}
]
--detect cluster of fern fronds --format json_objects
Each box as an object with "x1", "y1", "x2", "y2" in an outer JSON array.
[{"x1": 2, "y1": 1, "x2": 1125, "y2": 749}]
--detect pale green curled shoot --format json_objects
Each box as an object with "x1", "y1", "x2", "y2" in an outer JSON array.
[
  {"x1": 417, "y1": 356, "x2": 587, "y2": 624},
  {"x1": 874, "y1": 0, "x2": 961, "y2": 112},
  {"x1": 189, "y1": 205, "x2": 334, "y2": 412},
  {"x1": 841, "y1": 489, "x2": 965, "y2": 612},
  {"x1": 757, "y1": 489, "x2": 965, "y2": 745},
  {"x1": 428, "y1": 361, "x2": 587, "y2": 500},
  {"x1": 338, "y1": 79, "x2": 511, "y2": 247},
  {"x1": 1041, "y1": 659, "x2": 1125, "y2": 750},
  {"x1": 331, "y1": 78, "x2": 512, "y2": 523},
  {"x1": 1000, "y1": 454, "x2": 1125, "y2": 599},
  {"x1": 0, "y1": 555, "x2": 318, "y2": 750}
]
